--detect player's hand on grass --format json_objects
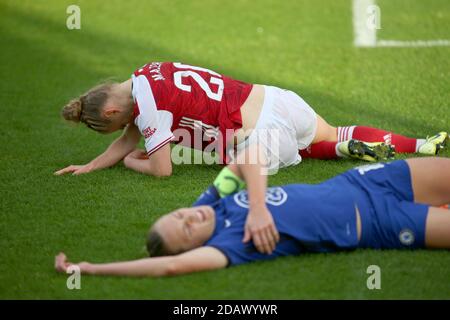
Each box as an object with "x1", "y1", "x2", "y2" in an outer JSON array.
[
  {"x1": 243, "y1": 204, "x2": 280, "y2": 254},
  {"x1": 54, "y1": 164, "x2": 94, "y2": 176},
  {"x1": 55, "y1": 252, "x2": 92, "y2": 274}
]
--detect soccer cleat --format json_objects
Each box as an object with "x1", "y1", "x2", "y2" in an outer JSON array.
[
  {"x1": 418, "y1": 131, "x2": 448, "y2": 155},
  {"x1": 338, "y1": 139, "x2": 395, "y2": 162}
]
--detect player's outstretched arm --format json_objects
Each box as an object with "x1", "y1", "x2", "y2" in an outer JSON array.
[
  {"x1": 227, "y1": 144, "x2": 280, "y2": 254},
  {"x1": 55, "y1": 246, "x2": 227, "y2": 277},
  {"x1": 54, "y1": 124, "x2": 141, "y2": 176},
  {"x1": 123, "y1": 143, "x2": 172, "y2": 177}
]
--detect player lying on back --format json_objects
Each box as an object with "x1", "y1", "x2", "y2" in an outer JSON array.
[
  {"x1": 55, "y1": 145, "x2": 450, "y2": 277},
  {"x1": 55, "y1": 62, "x2": 448, "y2": 177}
]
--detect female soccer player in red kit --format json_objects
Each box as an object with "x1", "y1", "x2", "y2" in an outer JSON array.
[{"x1": 56, "y1": 62, "x2": 447, "y2": 176}]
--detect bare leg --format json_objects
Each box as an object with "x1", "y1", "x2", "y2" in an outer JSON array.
[
  {"x1": 425, "y1": 206, "x2": 450, "y2": 248},
  {"x1": 312, "y1": 115, "x2": 337, "y2": 143},
  {"x1": 406, "y1": 157, "x2": 450, "y2": 206}
]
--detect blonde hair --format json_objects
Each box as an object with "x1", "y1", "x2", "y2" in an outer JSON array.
[{"x1": 61, "y1": 83, "x2": 115, "y2": 132}]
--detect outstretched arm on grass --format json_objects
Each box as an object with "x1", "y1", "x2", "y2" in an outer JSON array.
[
  {"x1": 54, "y1": 123, "x2": 172, "y2": 177},
  {"x1": 55, "y1": 246, "x2": 227, "y2": 277},
  {"x1": 54, "y1": 124, "x2": 141, "y2": 176}
]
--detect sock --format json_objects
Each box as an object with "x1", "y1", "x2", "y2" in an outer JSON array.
[
  {"x1": 338, "y1": 126, "x2": 417, "y2": 153},
  {"x1": 337, "y1": 126, "x2": 356, "y2": 142},
  {"x1": 415, "y1": 139, "x2": 426, "y2": 152},
  {"x1": 299, "y1": 141, "x2": 340, "y2": 159}
]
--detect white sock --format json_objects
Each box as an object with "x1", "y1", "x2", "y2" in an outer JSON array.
[
  {"x1": 337, "y1": 126, "x2": 356, "y2": 142},
  {"x1": 335, "y1": 142, "x2": 345, "y2": 157},
  {"x1": 415, "y1": 139, "x2": 426, "y2": 152}
]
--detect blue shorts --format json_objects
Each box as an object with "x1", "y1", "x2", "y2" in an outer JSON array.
[{"x1": 342, "y1": 160, "x2": 429, "y2": 249}]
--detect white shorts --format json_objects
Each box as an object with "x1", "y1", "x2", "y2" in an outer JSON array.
[{"x1": 236, "y1": 85, "x2": 317, "y2": 171}]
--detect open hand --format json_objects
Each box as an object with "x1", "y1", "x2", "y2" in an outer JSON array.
[
  {"x1": 55, "y1": 252, "x2": 91, "y2": 274},
  {"x1": 54, "y1": 164, "x2": 93, "y2": 176}
]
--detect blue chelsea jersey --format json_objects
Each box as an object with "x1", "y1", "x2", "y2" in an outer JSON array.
[{"x1": 193, "y1": 176, "x2": 360, "y2": 266}]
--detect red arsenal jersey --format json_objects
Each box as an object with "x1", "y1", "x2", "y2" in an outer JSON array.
[{"x1": 131, "y1": 62, "x2": 253, "y2": 163}]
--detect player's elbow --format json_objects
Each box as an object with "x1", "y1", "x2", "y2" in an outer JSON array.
[
  {"x1": 149, "y1": 159, "x2": 172, "y2": 177},
  {"x1": 151, "y1": 166, "x2": 172, "y2": 177}
]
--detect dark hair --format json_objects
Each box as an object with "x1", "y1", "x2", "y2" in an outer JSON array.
[
  {"x1": 61, "y1": 83, "x2": 114, "y2": 132},
  {"x1": 146, "y1": 228, "x2": 171, "y2": 257}
]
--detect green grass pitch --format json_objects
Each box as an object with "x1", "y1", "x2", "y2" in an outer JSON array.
[{"x1": 0, "y1": 0, "x2": 449, "y2": 299}]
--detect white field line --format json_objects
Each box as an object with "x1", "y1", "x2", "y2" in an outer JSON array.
[
  {"x1": 376, "y1": 39, "x2": 450, "y2": 47},
  {"x1": 352, "y1": 0, "x2": 450, "y2": 48}
]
